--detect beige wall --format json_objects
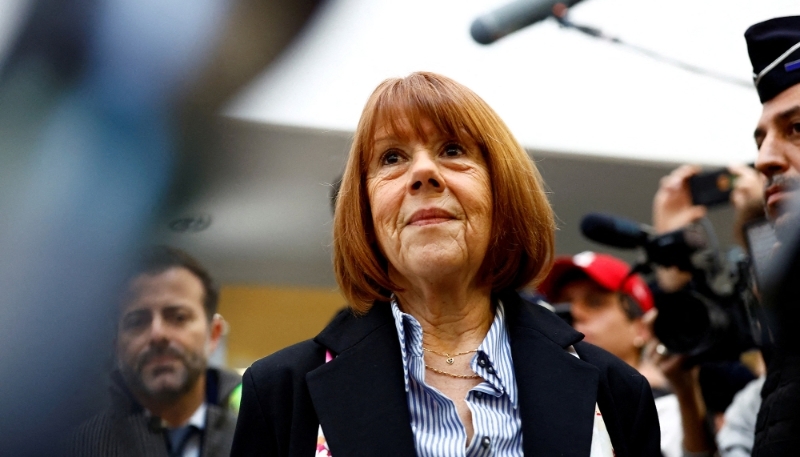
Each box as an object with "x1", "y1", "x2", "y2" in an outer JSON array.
[{"x1": 218, "y1": 286, "x2": 345, "y2": 369}]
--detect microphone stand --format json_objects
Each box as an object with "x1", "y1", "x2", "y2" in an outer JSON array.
[{"x1": 552, "y1": 11, "x2": 753, "y2": 89}]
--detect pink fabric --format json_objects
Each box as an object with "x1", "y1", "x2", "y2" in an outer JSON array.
[{"x1": 316, "y1": 350, "x2": 334, "y2": 456}]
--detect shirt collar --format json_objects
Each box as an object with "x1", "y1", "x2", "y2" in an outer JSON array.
[
  {"x1": 390, "y1": 299, "x2": 418, "y2": 392},
  {"x1": 475, "y1": 302, "x2": 518, "y2": 408},
  {"x1": 390, "y1": 298, "x2": 518, "y2": 408},
  {"x1": 187, "y1": 402, "x2": 207, "y2": 430},
  {"x1": 144, "y1": 402, "x2": 207, "y2": 430}
]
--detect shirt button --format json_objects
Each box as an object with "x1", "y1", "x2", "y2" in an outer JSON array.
[
  {"x1": 481, "y1": 436, "x2": 491, "y2": 449},
  {"x1": 477, "y1": 358, "x2": 487, "y2": 367},
  {"x1": 486, "y1": 366, "x2": 495, "y2": 374},
  {"x1": 473, "y1": 391, "x2": 484, "y2": 399}
]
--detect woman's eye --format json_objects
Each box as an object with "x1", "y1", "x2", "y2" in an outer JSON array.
[
  {"x1": 442, "y1": 143, "x2": 464, "y2": 157},
  {"x1": 381, "y1": 150, "x2": 401, "y2": 165},
  {"x1": 792, "y1": 122, "x2": 800, "y2": 135}
]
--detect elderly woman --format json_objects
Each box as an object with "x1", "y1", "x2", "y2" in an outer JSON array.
[{"x1": 231, "y1": 72, "x2": 661, "y2": 456}]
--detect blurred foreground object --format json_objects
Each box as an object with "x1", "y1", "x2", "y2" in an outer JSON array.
[{"x1": 0, "y1": 0, "x2": 319, "y2": 454}]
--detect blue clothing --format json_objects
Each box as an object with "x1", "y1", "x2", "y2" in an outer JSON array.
[{"x1": 391, "y1": 301, "x2": 523, "y2": 457}]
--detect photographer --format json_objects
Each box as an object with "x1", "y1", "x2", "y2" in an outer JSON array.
[
  {"x1": 649, "y1": 162, "x2": 766, "y2": 457},
  {"x1": 538, "y1": 252, "x2": 682, "y2": 457},
  {"x1": 652, "y1": 164, "x2": 765, "y2": 293}
]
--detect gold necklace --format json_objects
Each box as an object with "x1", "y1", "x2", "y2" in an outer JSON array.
[
  {"x1": 421, "y1": 347, "x2": 478, "y2": 365},
  {"x1": 425, "y1": 364, "x2": 481, "y2": 379}
]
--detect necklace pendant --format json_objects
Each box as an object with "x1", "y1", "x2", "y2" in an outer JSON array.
[{"x1": 446, "y1": 357, "x2": 455, "y2": 365}]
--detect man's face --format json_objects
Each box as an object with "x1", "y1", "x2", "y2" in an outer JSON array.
[
  {"x1": 754, "y1": 83, "x2": 800, "y2": 236},
  {"x1": 116, "y1": 267, "x2": 221, "y2": 404},
  {"x1": 554, "y1": 279, "x2": 643, "y2": 363}
]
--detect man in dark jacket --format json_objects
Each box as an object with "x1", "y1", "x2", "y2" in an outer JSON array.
[
  {"x1": 745, "y1": 16, "x2": 800, "y2": 457},
  {"x1": 71, "y1": 246, "x2": 242, "y2": 457}
]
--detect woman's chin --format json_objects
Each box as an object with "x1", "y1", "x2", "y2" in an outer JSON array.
[{"x1": 398, "y1": 251, "x2": 470, "y2": 282}]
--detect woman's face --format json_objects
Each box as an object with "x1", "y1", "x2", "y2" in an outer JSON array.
[{"x1": 366, "y1": 117, "x2": 493, "y2": 286}]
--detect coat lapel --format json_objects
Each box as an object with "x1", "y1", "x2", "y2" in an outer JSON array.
[
  {"x1": 503, "y1": 292, "x2": 601, "y2": 456},
  {"x1": 305, "y1": 296, "x2": 604, "y2": 456},
  {"x1": 306, "y1": 303, "x2": 417, "y2": 457}
]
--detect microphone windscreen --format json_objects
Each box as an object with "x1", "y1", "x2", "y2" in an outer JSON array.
[
  {"x1": 580, "y1": 213, "x2": 649, "y2": 249},
  {"x1": 470, "y1": 0, "x2": 585, "y2": 45}
]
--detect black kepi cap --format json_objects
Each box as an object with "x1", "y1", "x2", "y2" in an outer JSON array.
[{"x1": 745, "y1": 16, "x2": 800, "y2": 103}]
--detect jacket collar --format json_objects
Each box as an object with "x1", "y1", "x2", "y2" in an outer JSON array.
[
  {"x1": 500, "y1": 290, "x2": 601, "y2": 456},
  {"x1": 308, "y1": 293, "x2": 601, "y2": 456},
  {"x1": 309, "y1": 303, "x2": 417, "y2": 456}
]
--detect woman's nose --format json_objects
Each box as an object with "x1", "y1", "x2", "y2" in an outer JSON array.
[{"x1": 408, "y1": 152, "x2": 444, "y2": 193}]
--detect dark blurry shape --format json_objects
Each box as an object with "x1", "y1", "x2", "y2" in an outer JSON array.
[
  {"x1": 580, "y1": 212, "x2": 652, "y2": 249},
  {"x1": 761, "y1": 205, "x2": 800, "y2": 354},
  {"x1": 689, "y1": 168, "x2": 735, "y2": 207},
  {"x1": 579, "y1": 214, "x2": 645, "y2": 257},
  {"x1": 651, "y1": 285, "x2": 757, "y2": 364},
  {"x1": 470, "y1": 0, "x2": 586, "y2": 45},
  {"x1": 743, "y1": 218, "x2": 778, "y2": 290},
  {"x1": 0, "y1": 0, "x2": 321, "y2": 454},
  {"x1": 169, "y1": 214, "x2": 213, "y2": 233},
  {"x1": 698, "y1": 361, "x2": 756, "y2": 416}
]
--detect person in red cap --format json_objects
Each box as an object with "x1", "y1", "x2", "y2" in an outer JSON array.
[
  {"x1": 539, "y1": 251, "x2": 686, "y2": 457},
  {"x1": 539, "y1": 251, "x2": 654, "y2": 372}
]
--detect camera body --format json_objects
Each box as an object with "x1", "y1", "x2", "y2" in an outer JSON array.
[
  {"x1": 650, "y1": 241, "x2": 762, "y2": 365},
  {"x1": 689, "y1": 168, "x2": 735, "y2": 207},
  {"x1": 580, "y1": 212, "x2": 764, "y2": 365}
]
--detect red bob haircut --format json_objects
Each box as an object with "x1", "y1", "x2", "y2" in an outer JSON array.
[{"x1": 333, "y1": 72, "x2": 555, "y2": 313}]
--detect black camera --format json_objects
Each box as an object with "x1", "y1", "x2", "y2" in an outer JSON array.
[{"x1": 581, "y1": 213, "x2": 765, "y2": 365}]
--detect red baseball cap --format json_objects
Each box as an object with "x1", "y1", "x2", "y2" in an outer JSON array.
[{"x1": 538, "y1": 251, "x2": 654, "y2": 312}]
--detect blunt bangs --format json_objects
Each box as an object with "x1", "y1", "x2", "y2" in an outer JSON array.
[{"x1": 360, "y1": 73, "x2": 489, "y2": 165}]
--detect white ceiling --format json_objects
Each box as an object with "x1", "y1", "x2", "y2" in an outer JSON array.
[{"x1": 225, "y1": 0, "x2": 797, "y2": 164}]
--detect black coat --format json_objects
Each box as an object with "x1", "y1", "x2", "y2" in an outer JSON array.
[
  {"x1": 231, "y1": 291, "x2": 661, "y2": 456},
  {"x1": 70, "y1": 368, "x2": 242, "y2": 457}
]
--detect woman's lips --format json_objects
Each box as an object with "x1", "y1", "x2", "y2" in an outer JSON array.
[{"x1": 407, "y1": 208, "x2": 455, "y2": 226}]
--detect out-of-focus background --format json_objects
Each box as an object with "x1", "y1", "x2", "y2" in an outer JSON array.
[
  {"x1": 0, "y1": 1, "x2": 795, "y2": 449},
  {"x1": 155, "y1": 0, "x2": 796, "y2": 367}
]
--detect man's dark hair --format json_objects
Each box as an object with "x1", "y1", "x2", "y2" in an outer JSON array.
[{"x1": 132, "y1": 245, "x2": 219, "y2": 320}]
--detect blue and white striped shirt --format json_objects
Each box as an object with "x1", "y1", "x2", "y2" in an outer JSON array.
[{"x1": 391, "y1": 300, "x2": 524, "y2": 457}]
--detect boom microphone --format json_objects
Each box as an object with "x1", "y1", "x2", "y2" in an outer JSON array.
[
  {"x1": 470, "y1": 0, "x2": 586, "y2": 45},
  {"x1": 580, "y1": 213, "x2": 652, "y2": 249},
  {"x1": 581, "y1": 212, "x2": 710, "y2": 270}
]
